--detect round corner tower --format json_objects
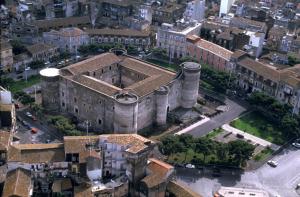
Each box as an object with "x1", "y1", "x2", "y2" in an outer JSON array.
[
  {"x1": 180, "y1": 62, "x2": 201, "y2": 109},
  {"x1": 155, "y1": 85, "x2": 169, "y2": 126},
  {"x1": 113, "y1": 92, "x2": 138, "y2": 134},
  {"x1": 40, "y1": 68, "x2": 60, "y2": 112}
]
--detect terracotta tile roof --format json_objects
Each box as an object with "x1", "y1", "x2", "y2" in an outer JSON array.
[
  {"x1": 194, "y1": 37, "x2": 233, "y2": 60},
  {"x1": 73, "y1": 75, "x2": 121, "y2": 96},
  {"x1": 7, "y1": 143, "x2": 65, "y2": 163},
  {"x1": 74, "y1": 185, "x2": 93, "y2": 197},
  {"x1": 49, "y1": 27, "x2": 87, "y2": 37},
  {"x1": 26, "y1": 43, "x2": 57, "y2": 55},
  {"x1": 141, "y1": 158, "x2": 174, "y2": 188},
  {"x1": 0, "y1": 131, "x2": 11, "y2": 151},
  {"x1": 2, "y1": 168, "x2": 32, "y2": 197},
  {"x1": 63, "y1": 136, "x2": 100, "y2": 154},
  {"x1": 30, "y1": 16, "x2": 90, "y2": 29},
  {"x1": 62, "y1": 53, "x2": 120, "y2": 75},
  {"x1": 238, "y1": 57, "x2": 280, "y2": 82},
  {"x1": 79, "y1": 149, "x2": 101, "y2": 163},
  {"x1": 153, "y1": 3, "x2": 184, "y2": 13},
  {"x1": 268, "y1": 26, "x2": 287, "y2": 37},
  {"x1": 62, "y1": 53, "x2": 176, "y2": 97},
  {"x1": 167, "y1": 181, "x2": 203, "y2": 197},
  {"x1": 280, "y1": 65, "x2": 300, "y2": 88},
  {"x1": 231, "y1": 50, "x2": 247, "y2": 59},
  {"x1": 101, "y1": 134, "x2": 153, "y2": 154},
  {"x1": 231, "y1": 17, "x2": 266, "y2": 29},
  {"x1": 186, "y1": 35, "x2": 201, "y2": 44},
  {"x1": 85, "y1": 28, "x2": 150, "y2": 37}
]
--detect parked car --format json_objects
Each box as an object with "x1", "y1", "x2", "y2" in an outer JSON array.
[
  {"x1": 30, "y1": 127, "x2": 38, "y2": 134},
  {"x1": 296, "y1": 183, "x2": 300, "y2": 190},
  {"x1": 26, "y1": 112, "x2": 32, "y2": 118},
  {"x1": 267, "y1": 160, "x2": 278, "y2": 167},
  {"x1": 14, "y1": 103, "x2": 20, "y2": 109},
  {"x1": 185, "y1": 164, "x2": 195, "y2": 169},
  {"x1": 292, "y1": 142, "x2": 300, "y2": 148}
]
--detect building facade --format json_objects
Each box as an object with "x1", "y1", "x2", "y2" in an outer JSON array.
[
  {"x1": 0, "y1": 40, "x2": 13, "y2": 72},
  {"x1": 43, "y1": 27, "x2": 89, "y2": 53},
  {"x1": 157, "y1": 21, "x2": 202, "y2": 59},
  {"x1": 87, "y1": 28, "x2": 152, "y2": 50},
  {"x1": 219, "y1": 0, "x2": 236, "y2": 17},
  {"x1": 40, "y1": 52, "x2": 201, "y2": 133}
]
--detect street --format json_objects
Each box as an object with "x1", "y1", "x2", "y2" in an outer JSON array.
[
  {"x1": 187, "y1": 97, "x2": 248, "y2": 137},
  {"x1": 16, "y1": 109, "x2": 63, "y2": 144},
  {"x1": 176, "y1": 146, "x2": 300, "y2": 197}
]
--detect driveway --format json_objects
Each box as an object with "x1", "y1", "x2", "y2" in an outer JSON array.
[
  {"x1": 187, "y1": 97, "x2": 248, "y2": 137},
  {"x1": 176, "y1": 146, "x2": 300, "y2": 197}
]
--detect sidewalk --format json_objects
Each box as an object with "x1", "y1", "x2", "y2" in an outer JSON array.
[
  {"x1": 175, "y1": 115, "x2": 210, "y2": 135},
  {"x1": 222, "y1": 124, "x2": 280, "y2": 150}
]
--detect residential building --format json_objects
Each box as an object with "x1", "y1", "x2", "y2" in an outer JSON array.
[
  {"x1": 0, "y1": 87, "x2": 16, "y2": 165},
  {"x1": 87, "y1": 28, "x2": 152, "y2": 50},
  {"x1": 219, "y1": 0, "x2": 236, "y2": 17},
  {"x1": 157, "y1": 21, "x2": 202, "y2": 58},
  {"x1": 152, "y1": 3, "x2": 185, "y2": 25},
  {"x1": 186, "y1": 35, "x2": 234, "y2": 73},
  {"x1": 29, "y1": 16, "x2": 91, "y2": 32},
  {"x1": 26, "y1": 43, "x2": 59, "y2": 62},
  {"x1": 267, "y1": 26, "x2": 288, "y2": 51},
  {"x1": 40, "y1": 52, "x2": 201, "y2": 133},
  {"x1": 230, "y1": 17, "x2": 267, "y2": 33},
  {"x1": 43, "y1": 27, "x2": 89, "y2": 53},
  {"x1": 0, "y1": 40, "x2": 13, "y2": 72},
  {"x1": 244, "y1": 31, "x2": 265, "y2": 58},
  {"x1": 233, "y1": 51, "x2": 300, "y2": 114},
  {"x1": 13, "y1": 53, "x2": 33, "y2": 72},
  {"x1": 183, "y1": 0, "x2": 205, "y2": 22},
  {"x1": 1, "y1": 133, "x2": 183, "y2": 196},
  {"x1": 200, "y1": 21, "x2": 249, "y2": 51}
]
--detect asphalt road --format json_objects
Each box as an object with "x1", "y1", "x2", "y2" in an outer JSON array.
[
  {"x1": 176, "y1": 146, "x2": 300, "y2": 197},
  {"x1": 16, "y1": 109, "x2": 63, "y2": 144},
  {"x1": 187, "y1": 97, "x2": 248, "y2": 137}
]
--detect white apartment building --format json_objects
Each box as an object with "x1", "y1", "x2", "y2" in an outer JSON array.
[
  {"x1": 43, "y1": 27, "x2": 89, "y2": 54},
  {"x1": 219, "y1": 0, "x2": 236, "y2": 17},
  {"x1": 157, "y1": 21, "x2": 202, "y2": 59}
]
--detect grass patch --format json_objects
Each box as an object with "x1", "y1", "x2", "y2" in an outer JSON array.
[
  {"x1": 230, "y1": 111, "x2": 287, "y2": 145},
  {"x1": 9, "y1": 75, "x2": 41, "y2": 93},
  {"x1": 254, "y1": 147, "x2": 274, "y2": 161},
  {"x1": 146, "y1": 59, "x2": 178, "y2": 71},
  {"x1": 168, "y1": 149, "x2": 217, "y2": 165},
  {"x1": 205, "y1": 128, "x2": 224, "y2": 139}
]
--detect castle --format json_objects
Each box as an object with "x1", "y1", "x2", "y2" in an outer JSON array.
[{"x1": 40, "y1": 52, "x2": 201, "y2": 133}]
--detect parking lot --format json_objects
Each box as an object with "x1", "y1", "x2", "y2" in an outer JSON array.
[{"x1": 16, "y1": 109, "x2": 63, "y2": 144}]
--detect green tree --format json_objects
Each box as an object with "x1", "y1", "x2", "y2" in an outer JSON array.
[
  {"x1": 31, "y1": 103, "x2": 44, "y2": 116},
  {"x1": 194, "y1": 138, "x2": 213, "y2": 163},
  {"x1": 228, "y1": 140, "x2": 255, "y2": 166},
  {"x1": 10, "y1": 40, "x2": 26, "y2": 55},
  {"x1": 29, "y1": 60, "x2": 44, "y2": 70}
]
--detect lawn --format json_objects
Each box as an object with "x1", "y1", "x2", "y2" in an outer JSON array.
[
  {"x1": 254, "y1": 147, "x2": 274, "y2": 161},
  {"x1": 230, "y1": 111, "x2": 286, "y2": 145},
  {"x1": 168, "y1": 149, "x2": 218, "y2": 165},
  {"x1": 205, "y1": 128, "x2": 224, "y2": 139},
  {"x1": 146, "y1": 59, "x2": 179, "y2": 71},
  {"x1": 9, "y1": 75, "x2": 41, "y2": 93}
]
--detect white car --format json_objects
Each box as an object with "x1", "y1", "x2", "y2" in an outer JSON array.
[
  {"x1": 25, "y1": 112, "x2": 32, "y2": 118},
  {"x1": 267, "y1": 160, "x2": 278, "y2": 167},
  {"x1": 185, "y1": 164, "x2": 195, "y2": 169},
  {"x1": 292, "y1": 142, "x2": 300, "y2": 148}
]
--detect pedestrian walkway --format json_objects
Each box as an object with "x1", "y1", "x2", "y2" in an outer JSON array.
[
  {"x1": 222, "y1": 124, "x2": 280, "y2": 150},
  {"x1": 175, "y1": 115, "x2": 210, "y2": 135}
]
